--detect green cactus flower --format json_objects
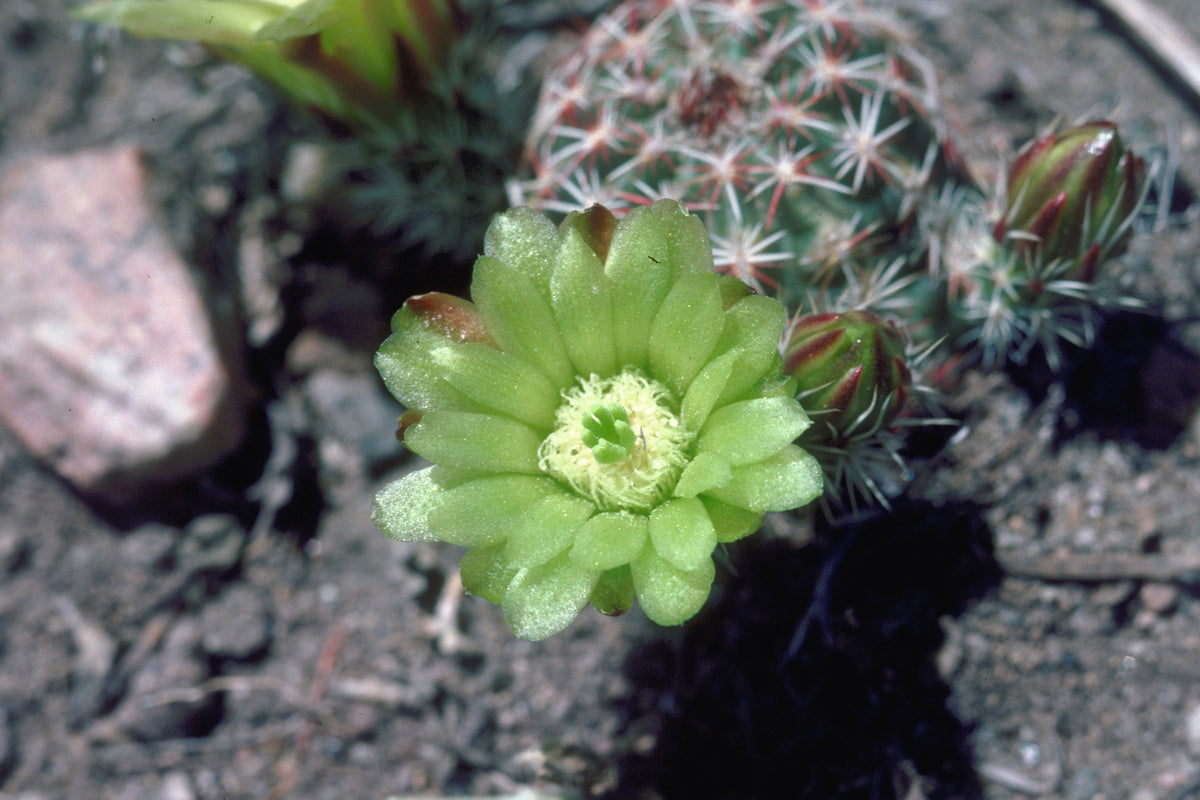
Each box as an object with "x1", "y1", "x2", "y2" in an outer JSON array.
[{"x1": 373, "y1": 201, "x2": 824, "y2": 639}]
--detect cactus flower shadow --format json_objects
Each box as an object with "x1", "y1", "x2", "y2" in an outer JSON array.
[{"x1": 613, "y1": 499, "x2": 1001, "y2": 800}]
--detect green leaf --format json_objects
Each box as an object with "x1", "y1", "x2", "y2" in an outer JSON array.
[
  {"x1": 631, "y1": 547, "x2": 715, "y2": 626},
  {"x1": 503, "y1": 491, "x2": 595, "y2": 569},
  {"x1": 427, "y1": 474, "x2": 556, "y2": 547},
  {"x1": 371, "y1": 466, "x2": 441, "y2": 542},
  {"x1": 471, "y1": 255, "x2": 574, "y2": 389},
  {"x1": 696, "y1": 395, "x2": 810, "y2": 466},
  {"x1": 569, "y1": 511, "x2": 649, "y2": 571},
  {"x1": 604, "y1": 206, "x2": 673, "y2": 368},
  {"x1": 703, "y1": 445, "x2": 824, "y2": 512},
  {"x1": 648, "y1": 271, "x2": 724, "y2": 396},
  {"x1": 504, "y1": 554, "x2": 599, "y2": 640},
  {"x1": 649, "y1": 497, "x2": 717, "y2": 573},
  {"x1": 403, "y1": 410, "x2": 543, "y2": 474}
]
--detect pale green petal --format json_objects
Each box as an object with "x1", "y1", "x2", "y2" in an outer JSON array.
[
  {"x1": 430, "y1": 343, "x2": 559, "y2": 431},
  {"x1": 696, "y1": 395, "x2": 811, "y2": 466},
  {"x1": 631, "y1": 547, "x2": 715, "y2": 626},
  {"x1": 710, "y1": 294, "x2": 789, "y2": 405},
  {"x1": 504, "y1": 554, "x2": 599, "y2": 641},
  {"x1": 702, "y1": 496, "x2": 765, "y2": 544},
  {"x1": 648, "y1": 271, "x2": 724, "y2": 395},
  {"x1": 471, "y1": 256, "x2": 574, "y2": 388},
  {"x1": 649, "y1": 497, "x2": 718, "y2": 573},
  {"x1": 460, "y1": 543, "x2": 517, "y2": 605},
  {"x1": 673, "y1": 451, "x2": 733, "y2": 498},
  {"x1": 703, "y1": 445, "x2": 824, "y2": 512},
  {"x1": 428, "y1": 474, "x2": 556, "y2": 547},
  {"x1": 604, "y1": 206, "x2": 673, "y2": 368},
  {"x1": 482, "y1": 207, "x2": 561, "y2": 299},
  {"x1": 550, "y1": 227, "x2": 617, "y2": 377},
  {"x1": 679, "y1": 349, "x2": 738, "y2": 432},
  {"x1": 569, "y1": 511, "x2": 649, "y2": 571},
  {"x1": 650, "y1": 200, "x2": 715, "y2": 276},
  {"x1": 403, "y1": 411, "x2": 542, "y2": 474},
  {"x1": 376, "y1": 303, "x2": 492, "y2": 413},
  {"x1": 371, "y1": 467, "x2": 441, "y2": 542},
  {"x1": 503, "y1": 492, "x2": 596, "y2": 569},
  {"x1": 590, "y1": 565, "x2": 635, "y2": 616}
]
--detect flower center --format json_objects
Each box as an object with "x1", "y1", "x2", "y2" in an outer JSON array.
[{"x1": 538, "y1": 369, "x2": 693, "y2": 513}]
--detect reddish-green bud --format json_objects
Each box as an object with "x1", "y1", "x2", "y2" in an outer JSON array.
[
  {"x1": 998, "y1": 121, "x2": 1145, "y2": 280},
  {"x1": 782, "y1": 311, "x2": 911, "y2": 443}
]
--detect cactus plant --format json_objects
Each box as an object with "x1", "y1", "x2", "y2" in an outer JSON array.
[
  {"x1": 73, "y1": 0, "x2": 541, "y2": 260},
  {"x1": 511, "y1": 0, "x2": 1153, "y2": 509}
]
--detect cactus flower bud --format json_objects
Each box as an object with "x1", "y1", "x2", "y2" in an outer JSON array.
[
  {"x1": 998, "y1": 121, "x2": 1145, "y2": 281},
  {"x1": 73, "y1": 0, "x2": 463, "y2": 130},
  {"x1": 783, "y1": 311, "x2": 911, "y2": 444}
]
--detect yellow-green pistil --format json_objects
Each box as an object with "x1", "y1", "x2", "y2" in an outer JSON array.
[
  {"x1": 539, "y1": 370, "x2": 692, "y2": 513},
  {"x1": 581, "y1": 403, "x2": 637, "y2": 464}
]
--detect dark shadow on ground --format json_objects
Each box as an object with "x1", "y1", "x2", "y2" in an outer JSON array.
[
  {"x1": 613, "y1": 499, "x2": 1002, "y2": 800},
  {"x1": 1005, "y1": 310, "x2": 1200, "y2": 449}
]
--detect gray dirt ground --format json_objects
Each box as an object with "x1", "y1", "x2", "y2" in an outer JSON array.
[{"x1": 3, "y1": 1, "x2": 1200, "y2": 799}]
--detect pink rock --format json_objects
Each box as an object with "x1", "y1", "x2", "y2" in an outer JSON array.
[{"x1": 0, "y1": 147, "x2": 247, "y2": 501}]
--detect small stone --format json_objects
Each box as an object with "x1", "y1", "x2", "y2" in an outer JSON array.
[
  {"x1": 0, "y1": 147, "x2": 247, "y2": 502},
  {"x1": 0, "y1": 527, "x2": 29, "y2": 575},
  {"x1": 200, "y1": 585, "x2": 272, "y2": 661},
  {"x1": 158, "y1": 771, "x2": 197, "y2": 800},
  {"x1": 177, "y1": 514, "x2": 245, "y2": 575},
  {"x1": 1184, "y1": 703, "x2": 1200, "y2": 756},
  {"x1": 303, "y1": 368, "x2": 405, "y2": 469},
  {"x1": 1139, "y1": 582, "x2": 1179, "y2": 615}
]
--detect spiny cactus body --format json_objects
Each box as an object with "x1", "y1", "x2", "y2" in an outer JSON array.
[{"x1": 509, "y1": 0, "x2": 964, "y2": 312}]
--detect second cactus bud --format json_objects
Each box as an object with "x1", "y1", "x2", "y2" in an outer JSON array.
[
  {"x1": 783, "y1": 311, "x2": 912, "y2": 445},
  {"x1": 998, "y1": 121, "x2": 1146, "y2": 281}
]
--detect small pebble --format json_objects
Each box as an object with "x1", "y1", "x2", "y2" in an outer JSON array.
[
  {"x1": 1186, "y1": 702, "x2": 1200, "y2": 755},
  {"x1": 200, "y1": 585, "x2": 272, "y2": 661},
  {"x1": 1139, "y1": 582, "x2": 1178, "y2": 615}
]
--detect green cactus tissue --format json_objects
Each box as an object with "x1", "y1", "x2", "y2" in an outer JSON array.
[{"x1": 372, "y1": 201, "x2": 824, "y2": 639}]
